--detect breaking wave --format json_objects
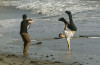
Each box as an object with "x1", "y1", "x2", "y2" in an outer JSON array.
[{"x1": 0, "y1": 0, "x2": 100, "y2": 16}]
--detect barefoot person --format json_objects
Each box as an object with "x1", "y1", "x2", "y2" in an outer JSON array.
[
  {"x1": 20, "y1": 14, "x2": 34, "y2": 54},
  {"x1": 58, "y1": 11, "x2": 77, "y2": 51}
]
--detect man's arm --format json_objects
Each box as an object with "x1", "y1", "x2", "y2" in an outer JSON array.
[
  {"x1": 64, "y1": 24, "x2": 68, "y2": 30},
  {"x1": 28, "y1": 18, "x2": 34, "y2": 23},
  {"x1": 67, "y1": 39, "x2": 71, "y2": 51},
  {"x1": 64, "y1": 20, "x2": 69, "y2": 31}
]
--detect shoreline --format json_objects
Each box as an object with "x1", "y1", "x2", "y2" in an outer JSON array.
[{"x1": 0, "y1": 53, "x2": 81, "y2": 65}]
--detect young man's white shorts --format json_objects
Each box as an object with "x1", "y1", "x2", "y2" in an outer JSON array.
[{"x1": 64, "y1": 30, "x2": 73, "y2": 41}]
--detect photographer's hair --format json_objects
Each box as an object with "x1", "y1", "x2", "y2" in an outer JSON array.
[{"x1": 23, "y1": 14, "x2": 27, "y2": 19}]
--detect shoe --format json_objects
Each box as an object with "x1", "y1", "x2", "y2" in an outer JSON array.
[
  {"x1": 65, "y1": 10, "x2": 71, "y2": 14},
  {"x1": 58, "y1": 17, "x2": 67, "y2": 24},
  {"x1": 58, "y1": 17, "x2": 65, "y2": 21}
]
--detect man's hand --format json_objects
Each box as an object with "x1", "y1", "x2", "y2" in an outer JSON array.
[
  {"x1": 29, "y1": 18, "x2": 34, "y2": 23},
  {"x1": 29, "y1": 18, "x2": 33, "y2": 21}
]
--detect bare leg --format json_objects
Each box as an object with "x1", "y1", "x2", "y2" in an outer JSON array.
[
  {"x1": 65, "y1": 32, "x2": 71, "y2": 51},
  {"x1": 67, "y1": 39, "x2": 71, "y2": 51}
]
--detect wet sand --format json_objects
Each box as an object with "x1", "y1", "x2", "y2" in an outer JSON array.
[{"x1": 0, "y1": 53, "x2": 81, "y2": 65}]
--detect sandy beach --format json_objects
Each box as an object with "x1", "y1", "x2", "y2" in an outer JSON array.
[{"x1": 0, "y1": 53, "x2": 82, "y2": 65}]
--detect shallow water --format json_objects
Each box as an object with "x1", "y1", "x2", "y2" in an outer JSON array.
[{"x1": 0, "y1": 0, "x2": 100, "y2": 65}]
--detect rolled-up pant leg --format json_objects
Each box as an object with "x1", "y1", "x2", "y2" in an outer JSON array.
[{"x1": 21, "y1": 33, "x2": 31, "y2": 53}]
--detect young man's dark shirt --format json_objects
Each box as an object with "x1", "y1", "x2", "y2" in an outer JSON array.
[{"x1": 20, "y1": 20, "x2": 29, "y2": 34}]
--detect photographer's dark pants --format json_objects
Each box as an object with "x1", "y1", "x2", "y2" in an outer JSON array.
[{"x1": 20, "y1": 33, "x2": 31, "y2": 53}]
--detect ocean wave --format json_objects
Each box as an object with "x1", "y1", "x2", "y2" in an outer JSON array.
[
  {"x1": 0, "y1": 19, "x2": 21, "y2": 28},
  {"x1": 0, "y1": 34, "x2": 2, "y2": 37},
  {"x1": 0, "y1": 0, "x2": 100, "y2": 16}
]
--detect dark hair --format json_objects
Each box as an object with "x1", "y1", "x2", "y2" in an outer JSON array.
[
  {"x1": 59, "y1": 33, "x2": 63, "y2": 37},
  {"x1": 23, "y1": 14, "x2": 27, "y2": 19}
]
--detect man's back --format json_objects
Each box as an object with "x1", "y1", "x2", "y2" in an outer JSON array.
[{"x1": 20, "y1": 20, "x2": 29, "y2": 34}]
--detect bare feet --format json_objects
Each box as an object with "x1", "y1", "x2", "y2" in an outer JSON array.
[
  {"x1": 68, "y1": 48, "x2": 71, "y2": 51},
  {"x1": 23, "y1": 51, "x2": 29, "y2": 55}
]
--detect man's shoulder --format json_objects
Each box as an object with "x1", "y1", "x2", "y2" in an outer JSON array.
[{"x1": 22, "y1": 20, "x2": 29, "y2": 23}]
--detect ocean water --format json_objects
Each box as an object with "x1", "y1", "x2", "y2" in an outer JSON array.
[
  {"x1": 0, "y1": 0, "x2": 100, "y2": 16},
  {"x1": 0, "y1": 0, "x2": 100, "y2": 65}
]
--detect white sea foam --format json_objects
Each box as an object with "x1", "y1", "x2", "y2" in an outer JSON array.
[
  {"x1": 0, "y1": 19, "x2": 20, "y2": 28},
  {"x1": 0, "y1": 0, "x2": 100, "y2": 16}
]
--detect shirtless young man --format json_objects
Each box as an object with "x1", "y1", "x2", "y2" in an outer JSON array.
[{"x1": 58, "y1": 11, "x2": 77, "y2": 51}]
